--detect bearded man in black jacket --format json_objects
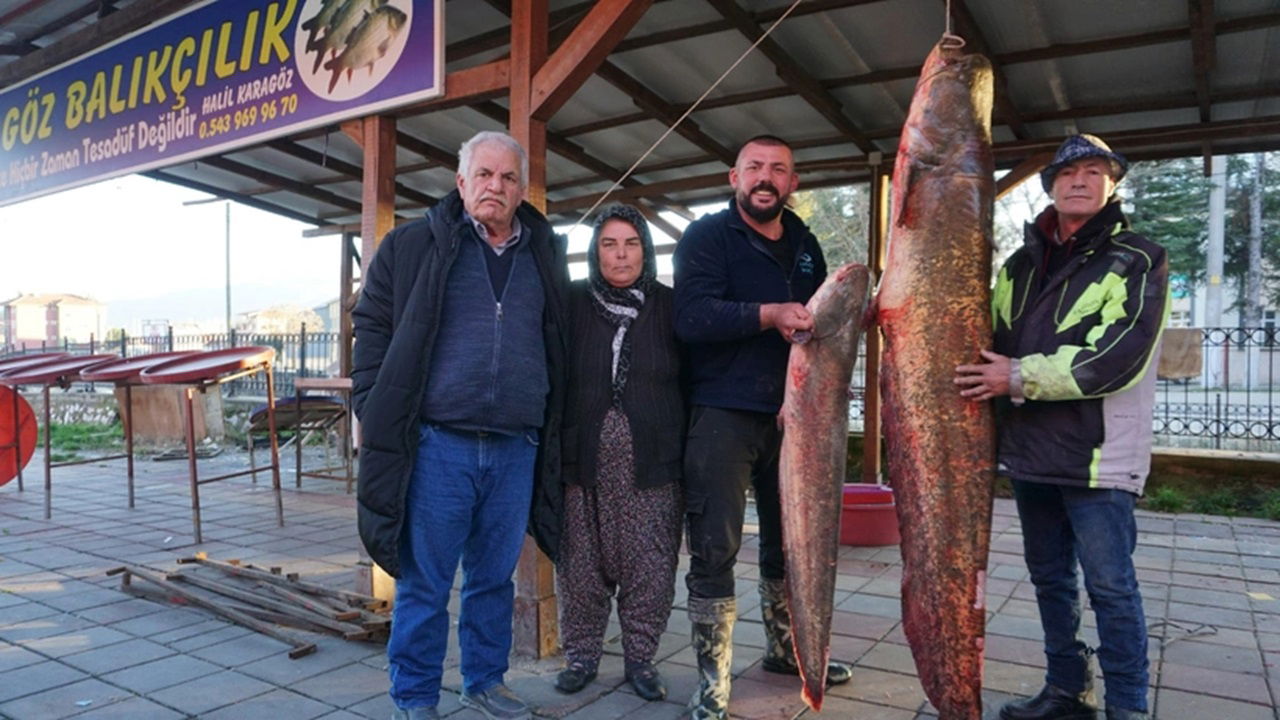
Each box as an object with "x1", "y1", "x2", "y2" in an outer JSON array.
[{"x1": 673, "y1": 135, "x2": 852, "y2": 720}]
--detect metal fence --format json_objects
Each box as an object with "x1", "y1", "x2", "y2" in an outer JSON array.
[
  {"x1": 1152, "y1": 327, "x2": 1278, "y2": 452},
  {"x1": 5, "y1": 326, "x2": 1279, "y2": 453},
  {"x1": 842, "y1": 326, "x2": 1280, "y2": 454},
  {"x1": 1, "y1": 326, "x2": 341, "y2": 397}
]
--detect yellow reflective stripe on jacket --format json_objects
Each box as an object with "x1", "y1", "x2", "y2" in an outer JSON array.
[
  {"x1": 1019, "y1": 235, "x2": 1163, "y2": 402},
  {"x1": 993, "y1": 265, "x2": 1014, "y2": 330}
]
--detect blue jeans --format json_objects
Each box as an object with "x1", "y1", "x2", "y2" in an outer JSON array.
[
  {"x1": 1012, "y1": 480, "x2": 1148, "y2": 713},
  {"x1": 388, "y1": 424, "x2": 537, "y2": 709}
]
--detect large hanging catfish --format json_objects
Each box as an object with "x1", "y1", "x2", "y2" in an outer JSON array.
[
  {"x1": 877, "y1": 38, "x2": 996, "y2": 720},
  {"x1": 779, "y1": 262, "x2": 871, "y2": 711}
]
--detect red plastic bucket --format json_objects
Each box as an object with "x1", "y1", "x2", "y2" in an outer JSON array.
[{"x1": 840, "y1": 483, "x2": 900, "y2": 546}]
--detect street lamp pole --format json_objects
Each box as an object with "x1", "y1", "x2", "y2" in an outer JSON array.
[{"x1": 225, "y1": 201, "x2": 232, "y2": 334}]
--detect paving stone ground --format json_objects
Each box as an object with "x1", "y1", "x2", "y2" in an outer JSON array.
[{"x1": 1, "y1": 445, "x2": 1277, "y2": 719}]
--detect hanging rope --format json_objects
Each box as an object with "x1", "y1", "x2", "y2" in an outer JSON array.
[
  {"x1": 940, "y1": 0, "x2": 965, "y2": 49},
  {"x1": 569, "y1": 0, "x2": 807, "y2": 233}
]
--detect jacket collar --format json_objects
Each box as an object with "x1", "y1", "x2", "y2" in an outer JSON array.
[
  {"x1": 431, "y1": 189, "x2": 551, "y2": 245},
  {"x1": 1026, "y1": 198, "x2": 1129, "y2": 252}
]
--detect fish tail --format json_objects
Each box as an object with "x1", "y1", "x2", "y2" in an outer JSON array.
[{"x1": 801, "y1": 681, "x2": 824, "y2": 712}]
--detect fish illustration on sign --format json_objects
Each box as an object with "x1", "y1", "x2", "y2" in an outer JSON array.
[
  {"x1": 301, "y1": 0, "x2": 346, "y2": 54},
  {"x1": 322, "y1": 5, "x2": 408, "y2": 93},
  {"x1": 306, "y1": 0, "x2": 390, "y2": 75}
]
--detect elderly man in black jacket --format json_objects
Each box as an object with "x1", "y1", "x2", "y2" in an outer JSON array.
[{"x1": 352, "y1": 131, "x2": 569, "y2": 720}]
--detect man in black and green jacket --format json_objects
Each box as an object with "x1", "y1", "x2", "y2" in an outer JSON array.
[{"x1": 956, "y1": 134, "x2": 1168, "y2": 720}]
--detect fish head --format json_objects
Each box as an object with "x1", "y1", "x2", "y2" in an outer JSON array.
[
  {"x1": 377, "y1": 4, "x2": 407, "y2": 31},
  {"x1": 889, "y1": 42, "x2": 994, "y2": 232},
  {"x1": 897, "y1": 43, "x2": 993, "y2": 171},
  {"x1": 807, "y1": 263, "x2": 871, "y2": 339}
]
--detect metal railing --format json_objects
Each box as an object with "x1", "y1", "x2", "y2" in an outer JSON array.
[
  {"x1": 6, "y1": 326, "x2": 1279, "y2": 452},
  {"x1": 1152, "y1": 326, "x2": 1278, "y2": 452},
  {"x1": 842, "y1": 326, "x2": 1279, "y2": 454},
  {"x1": 1, "y1": 325, "x2": 341, "y2": 397}
]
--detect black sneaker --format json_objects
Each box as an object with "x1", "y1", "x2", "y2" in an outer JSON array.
[
  {"x1": 999, "y1": 684, "x2": 1098, "y2": 720},
  {"x1": 459, "y1": 684, "x2": 531, "y2": 720}
]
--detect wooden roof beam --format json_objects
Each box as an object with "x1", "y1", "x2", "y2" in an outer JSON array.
[
  {"x1": 529, "y1": 0, "x2": 654, "y2": 121},
  {"x1": 0, "y1": 43, "x2": 39, "y2": 56},
  {"x1": 472, "y1": 101, "x2": 695, "y2": 218},
  {"x1": 396, "y1": 132, "x2": 458, "y2": 171},
  {"x1": 551, "y1": 155, "x2": 871, "y2": 213},
  {"x1": 995, "y1": 152, "x2": 1053, "y2": 200},
  {"x1": 998, "y1": 9, "x2": 1276, "y2": 66},
  {"x1": 701, "y1": 0, "x2": 878, "y2": 153},
  {"x1": 143, "y1": 170, "x2": 324, "y2": 226},
  {"x1": 447, "y1": 1, "x2": 595, "y2": 63},
  {"x1": 945, "y1": 0, "x2": 1030, "y2": 139},
  {"x1": 198, "y1": 156, "x2": 364, "y2": 214},
  {"x1": 559, "y1": 8, "x2": 1280, "y2": 144},
  {"x1": 595, "y1": 60, "x2": 737, "y2": 165},
  {"x1": 264, "y1": 139, "x2": 438, "y2": 208},
  {"x1": 1188, "y1": 0, "x2": 1217, "y2": 123},
  {"x1": 550, "y1": 78, "x2": 1280, "y2": 195},
  {"x1": 0, "y1": 0, "x2": 199, "y2": 89},
  {"x1": 615, "y1": 0, "x2": 887, "y2": 53},
  {"x1": 392, "y1": 58, "x2": 511, "y2": 116},
  {"x1": 25, "y1": 2, "x2": 100, "y2": 42},
  {"x1": 635, "y1": 201, "x2": 685, "y2": 240}
]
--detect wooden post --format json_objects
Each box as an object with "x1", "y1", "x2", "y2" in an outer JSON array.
[
  {"x1": 862, "y1": 161, "x2": 889, "y2": 484},
  {"x1": 343, "y1": 116, "x2": 398, "y2": 277},
  {"x1": 508, "y1": 0, "x2": 558, "y2": 661},
  {"x1": 338, "y1": 232, "x2": 356, "y2": 379},
  {"x1": 344, "y1": 115, "x2": 397, "y2": 601}
]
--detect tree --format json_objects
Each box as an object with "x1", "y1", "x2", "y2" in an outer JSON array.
[
  {"x1": 790, "y1": 185, "x2": 870, "y2": 268},
  {"x1": 1222, "y1": 153, "x2": 1279, "y2": 311},
  {"x1": 1124, "y1": 157, "x2": 1212, "y2": 300}
]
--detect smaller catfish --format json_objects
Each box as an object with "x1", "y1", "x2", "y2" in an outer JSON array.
[
  {"x1": 778, "y1": 262, "x2": 871, "y2": 711},
  {"x1": 311, "y1": 0, "x2": 390, "y2": 75},
  {"x1": 322, "y1": 5, "x2": 408, "y2": 93}
]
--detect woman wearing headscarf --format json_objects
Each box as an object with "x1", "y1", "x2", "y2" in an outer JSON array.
[{"x1": 554, "y1": 204, "x2": 684, "y2": 702}]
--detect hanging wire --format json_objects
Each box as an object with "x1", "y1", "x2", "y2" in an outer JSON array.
[
  {"x1": 940, "y1": 0, "x2": 965, "y2": 49},
  {"x1": 569, "y1": 0, "x2": 807, "y2": 233}
]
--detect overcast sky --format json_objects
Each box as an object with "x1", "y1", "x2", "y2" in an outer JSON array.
[{"x1": 0, "y1": 174, "x2": 337, "y2": 310}]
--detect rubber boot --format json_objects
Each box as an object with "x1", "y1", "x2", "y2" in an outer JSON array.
[
  {"x1": 688, "y1": 596, "x2": 736, "y2": 720},
  {"x1": 758, "y1": 578, "x2": 852, "y2": 685},
  {"x1": 999, "y1": 682, "x2": 1098, "y2": 720}
]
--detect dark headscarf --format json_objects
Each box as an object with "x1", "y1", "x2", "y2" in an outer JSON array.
[{"x1": 586, "y1": 203, "x2": 657, "y2": 406}]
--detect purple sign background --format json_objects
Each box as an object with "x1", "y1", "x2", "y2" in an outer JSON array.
[{"x1": 0, "y1": 0, "x2": 440, "y2": 207}]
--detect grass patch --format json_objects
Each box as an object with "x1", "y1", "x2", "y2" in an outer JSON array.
[
  {"x1": 1190, "y1": 488, "x2": 1239, "y2": 516},
  {"x1": 1143, "y1": 486, "x2": 1188, "y2": 513},
  {"x1": 1261, "y1": 490, "x2": 1280, "y2": 522},
  {"x1": 35, "y1": 422, "x2": 124, "y2": 451}
]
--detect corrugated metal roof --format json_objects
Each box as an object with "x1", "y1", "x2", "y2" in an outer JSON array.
[{"x1": 1, "y1": 0, "x2": 1277, "y2": 228}]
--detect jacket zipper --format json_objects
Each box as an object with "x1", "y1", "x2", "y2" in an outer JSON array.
[{"x1": 745, "y1": 229, "x2": 798, "y2": 301}]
